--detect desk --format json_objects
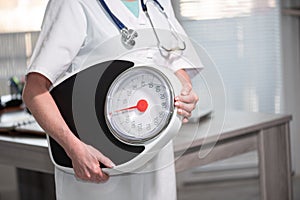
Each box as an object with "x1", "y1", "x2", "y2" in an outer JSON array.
[{"x1": 0, "y1": 111, "x2": 293, "y2": 200}]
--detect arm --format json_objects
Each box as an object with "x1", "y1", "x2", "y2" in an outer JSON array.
[
  {"x1": 23, "y1": 73, "x2": 114, "y2": 183},
  {"x1": 175, "y1": 69, "x2": 199, "y2": 123}
]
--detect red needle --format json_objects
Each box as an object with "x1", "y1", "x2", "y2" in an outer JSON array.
[{"x1": 115, "y1": 99, "x2": 148, "y2": 113}]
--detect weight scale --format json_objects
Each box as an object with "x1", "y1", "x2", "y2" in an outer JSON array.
[{"x1": 49, "y1": 60, "x2": 182, "y2": 175}]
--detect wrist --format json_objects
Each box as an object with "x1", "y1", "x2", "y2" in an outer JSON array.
[
  {"x1": 57, "y1": 128, "x2": 83, "y2": 159},
  {"x1": 65, "y1": 138, "x2": 83, "y2": 159},
  {"x1": 175, "y1": 69, "x2": 192, "y2": 86}
]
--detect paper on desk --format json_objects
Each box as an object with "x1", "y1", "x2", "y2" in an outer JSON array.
[{"x1": 0, "y1": 110, "x2": 45, "y2": 135}]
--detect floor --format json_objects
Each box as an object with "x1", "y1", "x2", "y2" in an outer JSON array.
[
  {"x1": 0, "y1": 175, "x2": 299, "y2": 199},
  {"x1": 1, "y1": 161, "x2": 299, "y2": 200},
  {"x1": 177, "y1": 176, "x2": 300, "y2": 200}
]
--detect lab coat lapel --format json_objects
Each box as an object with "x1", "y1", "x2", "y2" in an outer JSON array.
[{"x1": 105, "y1": 0, "x2": 148, "y2": 29}]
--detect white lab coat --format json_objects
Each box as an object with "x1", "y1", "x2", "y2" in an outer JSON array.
[{"x1": 27, "y1": 0, "x2": 203, "y2": 199}]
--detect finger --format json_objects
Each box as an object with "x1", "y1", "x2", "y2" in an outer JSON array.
[
  {"x1": 75, "y1": 161, "x2": 103, "y2": 183},
  {"x1": 86, "y1": 165, "x2": 108, "y2": 183},
  {"x1": 182, "y1": 117, "x2": 189, "y2": 123},
  {"x1": 79, "y1": 170, "x2": 92, "y2": 182},
  {"x1": 177, "y1": 108, "x2": 192, "y2": 118},
  {"x1": 74, "y1": 172, "x2": 84, "y2": 181},
  {"x1": 177, "y1": 93, "x2": 199, "y2": 104},
  {"x1": 90, "y1": 167, "x2": 109, "y2": 183},
  {"x1": 73, "y1": 166, "x2": 88, "y2": 181},
  {"x1": 99, "y1": 170, "x2": 109, "y2": 182},
  {"x1": 175, "y1": 101, "x2": 195, "y2": 113},
  {"x1": 90, "y1": 175, "x2": 102, "y2": 183},
  {"x1": 93, "y1": 171, "x2": 108, "y2": 183},
  {"x1": 91, "y1": 166, "x2": 105, "y2": 183}
]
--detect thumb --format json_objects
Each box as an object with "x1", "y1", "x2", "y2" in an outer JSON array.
[{"x1": 96, "y1": 151, "x2": 116, "y2": 169}]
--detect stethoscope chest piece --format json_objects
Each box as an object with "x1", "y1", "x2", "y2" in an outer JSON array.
[{"x1": 121, "y1": 28, "x2": 138, "y2": 48}]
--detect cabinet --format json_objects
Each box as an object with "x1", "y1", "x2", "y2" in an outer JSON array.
[
  {"x1": 281, "y1": 0, "x2": 300, "y2": 176},
  {"x1": 283, "y1": 8, "x2": 300, "y2": 16}
]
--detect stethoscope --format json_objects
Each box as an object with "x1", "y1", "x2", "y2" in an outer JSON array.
[{"x1": 98, "y1": 0, "x2": 186, "y2": 53}]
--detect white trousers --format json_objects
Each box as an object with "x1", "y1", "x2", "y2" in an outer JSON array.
[{"x1": 55, "y1": 142, "x2": 177, "y2": 200}]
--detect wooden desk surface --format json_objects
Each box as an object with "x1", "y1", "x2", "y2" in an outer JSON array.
[
  {"x1": 174, "y1": 110, "x2": 291, "y2": 151},
  {"x1": 0, "y1": 110, "x2": 292, "y2": 174}
]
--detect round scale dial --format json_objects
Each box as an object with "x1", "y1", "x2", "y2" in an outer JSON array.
[{"x1": 105, "y1": 66, "x2": 174, "y2": 144}]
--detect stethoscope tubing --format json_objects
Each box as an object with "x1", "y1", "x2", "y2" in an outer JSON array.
[
  {"x1": 98, "y1": 0, "x2": 126, "y2": 30},
  {"x1": 141, "y1": 0, "x2": 164, "y2": 12},
  {"x1": 97, "y1": 0, "x2": 164, "y2": 31}
]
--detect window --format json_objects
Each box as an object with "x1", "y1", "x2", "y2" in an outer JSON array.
[
  {"x1": 173, "y1": 0, "x2": 282, "y2": 113},
  {"x1": 0, "y1": 0, "x2": 47, "y2": 33},
  {"x1": 0, "y1": 0, "x2": 46, "y2": 95}
]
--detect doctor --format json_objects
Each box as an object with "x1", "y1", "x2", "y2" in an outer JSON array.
[{"x1": 22, "y1": 0, "x2": 201, "y2": 199}]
